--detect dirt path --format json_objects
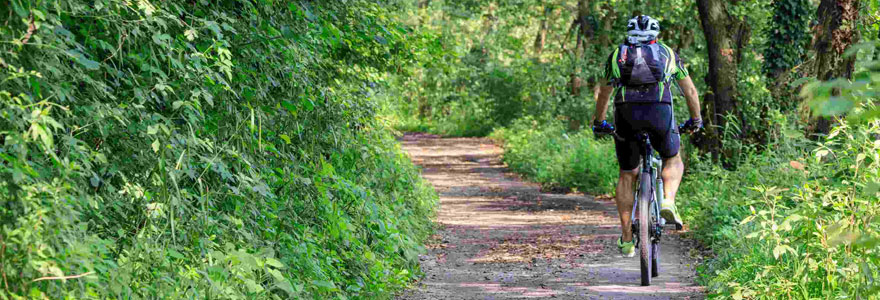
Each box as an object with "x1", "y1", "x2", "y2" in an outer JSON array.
[{"x1": 396, "y1": 133, "x2": 704, "y2": 300}]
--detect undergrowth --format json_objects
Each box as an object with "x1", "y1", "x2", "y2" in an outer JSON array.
[
  {"x1": 685, "y1": 120, "x2": 880, "y2": 298},
  {"x1": 491, "y1": 118, "x2": 618, "y2": 195},
  {"x1": 1, "y1": 1, "x2": 436, "y2": 298}
]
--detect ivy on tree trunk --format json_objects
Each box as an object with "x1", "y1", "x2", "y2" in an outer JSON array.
[
  {"x1": 807, "y1": 0, "x2": 862, "y2": 135},
  {"x1": 763, "y1": 0, "x2": 812, "y2": 113}
]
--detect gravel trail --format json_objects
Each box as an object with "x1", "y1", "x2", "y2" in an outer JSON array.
[{"x1": 396, "y1": 133, "x2": 704, "y2": 300}]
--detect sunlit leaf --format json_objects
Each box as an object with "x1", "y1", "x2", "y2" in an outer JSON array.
[{"x1": 184, "y1": 29, "x2": 197, "y2": 41}]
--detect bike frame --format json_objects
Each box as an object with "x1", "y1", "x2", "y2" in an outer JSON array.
[
  {"x1": 629, "y1": 133, "x2": 664, "y2": 250},
  {"x1": 606, "y1": 117, "x2": 689, "y2": 285}
]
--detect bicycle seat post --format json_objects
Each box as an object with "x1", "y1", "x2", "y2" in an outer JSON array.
[{"x1": 639, "y1": 132, "x2": 653, "y2": 171}]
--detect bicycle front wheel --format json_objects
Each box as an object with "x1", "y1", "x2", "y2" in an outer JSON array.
[{"x1": 638, "y1": 172, "x2": 652, "y2": 286}]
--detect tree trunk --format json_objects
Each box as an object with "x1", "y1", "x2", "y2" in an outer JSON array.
[
  {"x1": 807, "y1": 0, "x2": 861, "y2": 135},
  {"x1": 574, "y1": 0, "x2": 591, "y2": 56},
  {"x1": 671, "y1": 24, "x2": 694, "y2": 53},
  {"x1": 695, "y1": 0, "x2": 751, "y2": 162},
  {"x1": 482, "y1": 2, "x2": 497, "y2": 40},
  {"x1": 596, "y1": 2, "x2": 616, "y2": 50},
  {"x1": 417, "y1": 0, "x2": 434, "y2": 117},
  {"x1": 591, "y1": 2, "x2": 618, "y2": 108},
  {"x1": 566, "y1": 0, "x2": 591, "y2": 97},
  {"x1": 564, "y1": 0, "x2": 592, "y2": 130},
  {"x1": 534, "y1": 3, "x2": 550, "y2": 56},
  {"x1": 417, "y1": 0, "x2": 431, "y2": 26},
  {"x1": 875, "y1": 27, "x2": 880, "y2": 61}
]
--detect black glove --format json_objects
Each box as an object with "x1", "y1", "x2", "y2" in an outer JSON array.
[
  {"x1": 679, "y1": 118, "x2": 703, "y2": 134},
  {"x1": 592, "y1": 120, "x2": 615, "y2": 136}
]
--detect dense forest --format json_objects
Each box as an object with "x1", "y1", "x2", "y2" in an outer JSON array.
[
  {"x1": 0, "y1": 1, "x2": 437, "y2": 298},
  {"x1": 1, "y1": 0, "x2": 878, "y2": 299}
]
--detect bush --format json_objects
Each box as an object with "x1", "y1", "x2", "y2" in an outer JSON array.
[
  {"x1": 685, "y1": 120, "x2": 880, "y2": 298},
  {"x1": 492, "y1": 118, "x2": 618, "y2": 195},
  {"x1": 0, "y1": 1, "x2": 436, "y2": 298}
]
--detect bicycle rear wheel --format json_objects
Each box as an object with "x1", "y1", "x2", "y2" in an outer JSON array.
[{"x1": 638, "y1": 173, "x2": 652, "y2": 286}]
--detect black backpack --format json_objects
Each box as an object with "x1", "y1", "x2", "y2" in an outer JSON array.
[{"x1": 609, "y1": 42, "x2": 678, "y2": 103}]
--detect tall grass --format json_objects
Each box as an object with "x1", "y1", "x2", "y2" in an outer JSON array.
[{"x1": 491, "y1": 118, "x2": 618, "y2": 195}]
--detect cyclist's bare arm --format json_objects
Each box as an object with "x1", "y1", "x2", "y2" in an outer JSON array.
[
  {"x1": 677, "y1": 76, "x2": 701, "y2": 120},
  {"x1": 594, "y1": 80, "x2": 614, "y2": 122}
]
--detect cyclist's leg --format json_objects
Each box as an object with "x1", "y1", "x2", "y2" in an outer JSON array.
[
  {"x1": 661, "y1": 154, "x2": 683, "y2": 203},
  {"x1": 646, "y1": 104, "x2": 684, "y2": 225},
  {"x1": 613, "y1": 105, "x2": 641, "y2": 242},
  {"x1": 650, "y1": 104, "x2": 682, "y2": 203},
  {"x1": 616, "y1": 167, "x2": 639, "y2": 241}
]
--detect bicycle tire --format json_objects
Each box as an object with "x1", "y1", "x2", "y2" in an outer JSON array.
[
  {"x1": 652, "y1": 171, "x2": 663, "y2": 278},
  {"x1": 639, "y1": 173, "x2": 652, "y2": 286},
  {"x1": 651, "y1": 242, "x2": 660, "y2": 277},
  {"x1": 653, "y1": 169, "x2": 663, "y2": 278}
]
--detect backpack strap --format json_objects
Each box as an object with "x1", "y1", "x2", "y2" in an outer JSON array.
[
  {"x1": 658, "y1": 43, "x2": 678, "y2": 82},
  {"x1": 657, "y1": 43, "x2": 679, "y2": 103}
]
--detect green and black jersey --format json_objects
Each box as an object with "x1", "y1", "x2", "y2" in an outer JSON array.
[{"x1": 603, "y1": 42, "x2": 689, "y2": 104}]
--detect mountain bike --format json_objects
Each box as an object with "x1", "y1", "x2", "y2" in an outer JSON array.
[{"x1": 610, "y1": 130, "x2": 681, "y2": 286}]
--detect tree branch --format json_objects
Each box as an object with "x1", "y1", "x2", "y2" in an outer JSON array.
[
  {"x1": 21, "y1": 15, "x2": 35, "y2": 45},
  {"x1": 31, "y1": 271, "x2": 94, "y2": 283},
  {"x1": 560, "y1": 19, "x2": 578, "y2": 52}
]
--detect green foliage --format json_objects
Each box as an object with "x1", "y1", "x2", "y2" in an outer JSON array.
[
  {"x1": 684, "y1": 120, "x2": 880, "y2": 298},
  {"x1": 762, "y1": 0, "x2": 811, "y2": 78},
  {"x1": 802, "y1": 42, "x2": 880, "y2": 123},
  {"x1": 491, "y1": 118, "x2": 618, "y2": 195},
  {"x1": 385, "y1": 0, "x2": 712, "y2": 136},
  {"x1": 0, "y1": 0, "x2": 436, "y2": 298}
]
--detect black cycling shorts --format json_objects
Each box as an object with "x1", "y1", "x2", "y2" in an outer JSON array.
[{"x1": 613, "y1": 103, "x2": 680, "y2": 170}]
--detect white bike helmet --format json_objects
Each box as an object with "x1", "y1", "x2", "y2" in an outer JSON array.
[{"x1": 626, "y1": 15, "x2": 660, "y2": 44}]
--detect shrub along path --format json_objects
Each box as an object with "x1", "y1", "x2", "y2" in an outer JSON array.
[{"x1": 396, "y1": 133, "x2": 704, "y2": 299}]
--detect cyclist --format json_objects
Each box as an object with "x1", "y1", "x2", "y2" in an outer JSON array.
[{"x1": 591, "y1": 15, "x2": 703, "y2": 257}]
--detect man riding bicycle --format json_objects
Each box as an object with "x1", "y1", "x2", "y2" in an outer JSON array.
[{"x1": 592, "y1": 15, "x2": 703, "y2": 257}]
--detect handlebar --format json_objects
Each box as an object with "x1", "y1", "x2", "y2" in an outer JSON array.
[
  {"x1": 595, "y1": 123, "x2": 702, "y2": 142},
  {"x1": 598, "y1": 123, "x2": 696, "y2": 142}
]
